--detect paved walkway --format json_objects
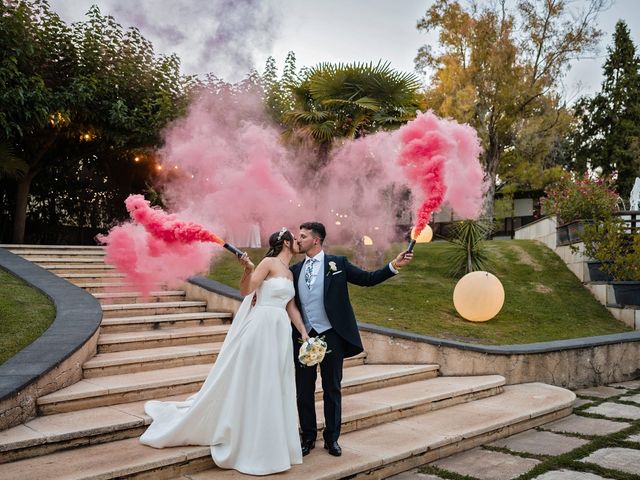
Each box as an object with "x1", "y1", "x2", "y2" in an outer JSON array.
[{"x1": 390, "y1": 380, "x2": 640, "y2": 480}]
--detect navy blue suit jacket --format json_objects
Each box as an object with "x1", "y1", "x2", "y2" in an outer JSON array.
[{"x1": 291, "y1": 254, "x2": 395, "y2": 358}]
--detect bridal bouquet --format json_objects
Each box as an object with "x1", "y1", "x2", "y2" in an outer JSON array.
[{"x1": 298, "y1": 336, "x2": 329, "y2": 366}]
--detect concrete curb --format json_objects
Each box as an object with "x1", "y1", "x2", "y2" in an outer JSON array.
[
  {"x1": 357, "y1": 323, "x2": 640, "y2": 355},
  {"x1": 187, "y1": 276, "x2": 243, "y2": 302}
]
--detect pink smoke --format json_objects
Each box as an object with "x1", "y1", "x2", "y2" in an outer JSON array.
[
  {"x1": 318, "y1": 132, "x2": 403, "y2": 245},
  {"x1": 98, "y1": 223, "x2": 213, "y2": 296},
  {"x1": 397, "y1": 111, "x2": 484, "y2": 234},
  {"x1": 101, "y1": 94, "x2": 485, "y2": 289},
  {"x1": 98, "y1": 195, "x2": 221, "y2": 295},
  {"x1": 125, "y1": 194, "x2": 224, "y2": 244},
  {"x1": 158, "y1": 90, "x2": 302, "y2": 241}
]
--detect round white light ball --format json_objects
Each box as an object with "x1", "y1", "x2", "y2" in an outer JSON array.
[{"x1": 453, "y1": 271, "x2": 505, "y2": 322}]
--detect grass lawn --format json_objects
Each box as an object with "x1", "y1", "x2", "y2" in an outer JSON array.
[
  {"x1": 0, "y1": 268, "x2": 55, "y2": 364},
  {"x1": 208, "y1": 239, "x2": 631, "y2": 345}
]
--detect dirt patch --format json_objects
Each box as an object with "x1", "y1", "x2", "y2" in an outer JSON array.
[
  {"x1": 486, "y1": 244, "x2": 506, "y2": 261},
  {"x1": 510, "y1": 245, "x2": 543, "y2": 271},
  {"x1": 533, "y1": 283, "x2": 553, "y2": 294}
]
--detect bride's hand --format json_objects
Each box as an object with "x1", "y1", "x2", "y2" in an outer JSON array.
[
  {"x1": 301, "y1": 333, "x2": 310, "y2": 342},
  {"x1": 238, "y1": 252, "x2": 255, "y2": 272}
]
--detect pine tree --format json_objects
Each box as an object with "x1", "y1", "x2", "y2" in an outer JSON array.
[{"x1": 574, "y1": 20, "x2": 640, "y2": 200}]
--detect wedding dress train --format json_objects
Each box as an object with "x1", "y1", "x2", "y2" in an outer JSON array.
[{"x1": 139, "y1": 277, "x2": 303, "y2": 476}]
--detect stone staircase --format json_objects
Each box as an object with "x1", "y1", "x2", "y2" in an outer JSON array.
[{"x1": 0, "y1": 245, "x2": 576, "y2": 479}]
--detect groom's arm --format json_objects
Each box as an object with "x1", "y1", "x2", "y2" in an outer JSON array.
[
  {"x1": 342, "y1": 248, "x2": 414, "y2": 287},
  {"x1": 342, "y1": 257, "x2": 396, "y2": 287}
]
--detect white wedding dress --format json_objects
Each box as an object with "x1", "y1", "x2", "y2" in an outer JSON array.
[{"x1": 139, "y1": 277, "x2": 303, "y2": 476}]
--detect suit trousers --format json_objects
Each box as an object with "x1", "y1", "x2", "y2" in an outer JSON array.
[{"x1": 294, "y1": 328, "x2": 346, "y2": 443}]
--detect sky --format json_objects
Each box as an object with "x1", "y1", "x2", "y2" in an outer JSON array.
[{"x1": 50, "y1": 0, "x2": 640, "y2": 102}]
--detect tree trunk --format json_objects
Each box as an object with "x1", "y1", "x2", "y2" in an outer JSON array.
[
  {"x1": 482, "y1": 175, "x2": 497, "y2": 222},
  {"x1": 482, "y1": 132, "x2": 501, "y2": 223},
  {"x1": 11, "y1": 132, "x2": 57, "y2": 243},
  {"x1": 12, "y1": 172, "x2": 34, "y2": 244}
]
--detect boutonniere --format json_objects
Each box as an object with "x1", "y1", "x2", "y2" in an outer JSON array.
[{"x1": 327, "y1": 261, "x2": 337, "y2": 276}]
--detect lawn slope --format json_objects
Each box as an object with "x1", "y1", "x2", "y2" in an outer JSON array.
[{"x1": 208, "y1": 240, "x2": 630, "y2": 345}]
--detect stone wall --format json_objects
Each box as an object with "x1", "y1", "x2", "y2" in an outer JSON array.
[
  {"x1": 360, "y1": 327, "x2": 640, "y2": 389},
  {"x1": 0, "y1": 332, "x2": 99, "y2": 430},
  {"x1": 0, "y1": 249, "x2": 102, "y2": 431},
  {"x1": 183, "y1": 259, "x2": 640, "y2": 391},
  {"x1": 514, "y1": 216, "x2": 557, "y2": 248},
  {"x1": 514, "y1": 216, "x2": 589, "y2": 281},
  {"x1": 183, "y1": 278, "x2": 242, "y2": 314}
]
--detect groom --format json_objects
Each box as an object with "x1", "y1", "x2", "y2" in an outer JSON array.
[{"x1": 291, "y1": 221, "x2": 413, "y2": 457}]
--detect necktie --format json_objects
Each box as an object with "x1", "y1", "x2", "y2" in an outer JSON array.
[{"x1": 304, "y1": 258, "x2": 315, "y2": 289}]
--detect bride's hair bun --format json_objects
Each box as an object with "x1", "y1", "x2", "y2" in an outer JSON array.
[{"x1": 265, "y1": 228, "x2": 293, "y2": 258}]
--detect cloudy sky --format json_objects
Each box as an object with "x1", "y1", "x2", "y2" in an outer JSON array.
[{"x1": 50, "y1": 0, "x2": 640, "y2": 101}]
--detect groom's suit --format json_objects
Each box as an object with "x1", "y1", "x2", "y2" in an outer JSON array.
[{"x1": 291, "y1": 253, "x2": 396, "y2": 444}]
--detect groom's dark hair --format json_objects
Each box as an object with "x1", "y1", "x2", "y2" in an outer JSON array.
[{"x1": 300, "y1": 222, "x2": 326, "y2": 244}]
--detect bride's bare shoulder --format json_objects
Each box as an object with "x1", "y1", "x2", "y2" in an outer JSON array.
[{"x1": 257, "y1": 257, "x2": 277, "y2": 270}]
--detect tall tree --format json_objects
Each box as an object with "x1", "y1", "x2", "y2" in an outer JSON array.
[
  {"x1": 416, "y1": 0, "x2": 605, "y2": 220},
  {"x1": 572, "y1": 20, "x2": 640, "y2": 200},
  {"x1": 263, "y1": 51, "x2": 298, "y2": 124},
  {"x1": 1, "y1": 1, "x2": 188, "y2": 243},
  {"x1": 1, "y1": 0, "x2": 77, "y2": 242}
]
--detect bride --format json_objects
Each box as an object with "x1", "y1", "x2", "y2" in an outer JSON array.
[{"x1": 140, "y1": 228, "x2": 308, "y2": 476}]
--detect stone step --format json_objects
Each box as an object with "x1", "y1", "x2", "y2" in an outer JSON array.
[
  {"x1": 345, "y1": 351, "x2": 367, "y2": 368},
  {"x1": 101, "y1": 301, "x2": 208, "y2": 318},
  {"x1": 83, "y1": 344, "x2": 365, "y2": 378},
  {"x1": 30, "y1": 257, "x2": 108, "y2": 263},
  {"x1": 41, "y1": 264, "x2": 115, "y2": 275},
  {"x1": 93, "y1": 291, "x2": 187, "y2": 305},
  {"x1": 99, "y1": 312, "x2": 232, "y2": 334},
  {"x1": 34, "y1": 260, "x2": 110, "y2": 270},
  {"x1": 189, "y1": 383, "x2": 575, "y2": 480},
  {"x1": 36, "y1": 363, "x2": 438, "y2": 416},
  {"x1": 73, "y1": 281, "x2": 139, "y2": 293},
  {"x1": 6, "y1": 249, "x2": 106, "y2": 259},
  {"x1": 60, "y1": 272, "x2": 127, "y2": 283},
  {"x1": 2, "y1": 244, "x2": 105, "y2": 252},
  {"x1": 0, "y1": 374, "x2": 502, "y2": 464},
  {"x1": 1, "y1": 383, "x2": 574, "y2": 479},
  {"x1": 97, "y1": 325, "x2": 231, "y2": 353},
  {"x1": 83, "y1": 343, "x2": 225, "y2": 377}
]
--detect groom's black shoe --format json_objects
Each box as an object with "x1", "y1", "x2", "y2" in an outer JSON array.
[
  {"x1": 301, "y1": 439, "x2": 315, "y2": 456},
  {"x1": 324, "y1": 440, "x2": 342, "y2": 457}
]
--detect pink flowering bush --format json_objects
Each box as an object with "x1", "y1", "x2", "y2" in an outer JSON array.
[{"x1": 541, "y1": 173, "x2": 619, "y2": 224}]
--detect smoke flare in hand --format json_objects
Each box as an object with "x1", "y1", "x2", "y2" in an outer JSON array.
[
  {"x1": 125, "y1": 195, "x2": 224, "y2": 245},
  {"x1": 397, "y1": 111, "x2": 484, "y2": 235},
  {"x1": 98, "y1": 195, "x2": 226, "y2": 296}
]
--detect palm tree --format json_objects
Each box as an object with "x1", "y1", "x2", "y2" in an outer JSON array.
[{"x1": 283, "y1": 61, "x2": 423, "y2": 168}]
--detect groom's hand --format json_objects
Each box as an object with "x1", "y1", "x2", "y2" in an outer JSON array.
[{"x1": 393, "y1": 250, "x2": 414, "y2": 269}]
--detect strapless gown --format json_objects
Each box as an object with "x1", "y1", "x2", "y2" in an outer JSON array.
[{"x1": 139, "y1": 277, "x2": 303, "y2": 476}]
